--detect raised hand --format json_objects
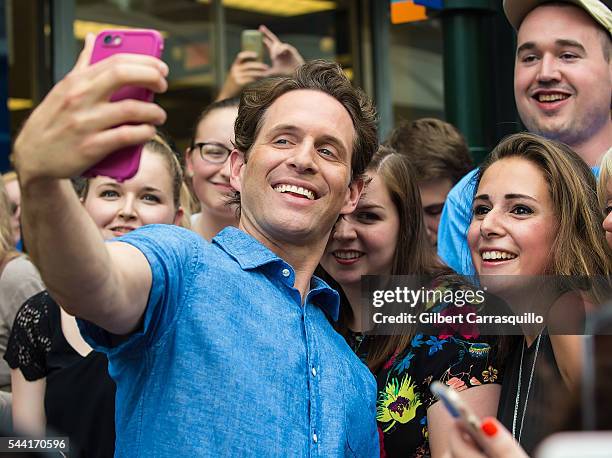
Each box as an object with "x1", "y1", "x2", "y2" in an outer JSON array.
[
  {"x1": 216, "y1": 51, "x2": 269, "y2": 101},
  {"x1": 13, "y1": 33, "x2": 168, "y2": 186},
  {"x1": 259, "y1": 25, "x2": 304, "y2": 77}
]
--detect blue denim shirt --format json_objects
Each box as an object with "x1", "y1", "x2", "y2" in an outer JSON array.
[
  {"x1": 437, "y1": 166, "x2": 600, "y2": 275},
  {"x1": 79, "y1": 225, "x2": 378, "y2": 457}
]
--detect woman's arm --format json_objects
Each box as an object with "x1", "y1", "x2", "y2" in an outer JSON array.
[
  {"x1": 11, "y1": 369, "x2": 46, "y2": 436},
  {"x1": 550, "y1": 335, "x2": 583, "y2": 389},
  {"x1": 428, "y1": 383, "x2": 501, "y2": 458},
  {"x1": 14, "y1": 35, "x2": 164, "y2": 336},
  {"x1": 547, "y1": 291, "x2": 587, "y2": 389}
]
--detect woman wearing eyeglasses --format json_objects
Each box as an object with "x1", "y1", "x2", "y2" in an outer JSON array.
[{"x1": 186, "y1": 98, "x2": 239, "y2": 241}]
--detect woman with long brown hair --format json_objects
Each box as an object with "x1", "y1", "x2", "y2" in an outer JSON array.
[
  {"x1": 320, "y1": 146, "x2": 501, "y2": 457},
  {"x1": 467, "y1": 133, "x2": 611, "y2": 454}
]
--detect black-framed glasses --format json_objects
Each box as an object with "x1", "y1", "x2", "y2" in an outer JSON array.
[{"x1": 190, "y1": 142, "x2": 232, "y2": 164}]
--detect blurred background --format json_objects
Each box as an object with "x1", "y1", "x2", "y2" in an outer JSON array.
[{"x1": 0, "y1": 0, "x2": 521, "y2": 170}]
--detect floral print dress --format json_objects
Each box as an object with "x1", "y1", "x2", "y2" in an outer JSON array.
[{"x1": 348, "y1": 329, "x2": 500, "y2": 457}]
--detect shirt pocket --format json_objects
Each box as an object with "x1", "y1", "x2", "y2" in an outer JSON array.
[{"x1": 343, "y1": 362, "x2": 379, "y2": 457}]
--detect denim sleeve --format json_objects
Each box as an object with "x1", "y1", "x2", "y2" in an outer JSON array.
[
  {"x1": 78, "y1": 224, "x2": 202, "y2": 357},
  {"x1": 437, "y1": 169, "x2": 478, "y2": 276}
]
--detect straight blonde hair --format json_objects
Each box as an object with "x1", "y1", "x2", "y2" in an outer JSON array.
[
  {"x1": 598, "y1": 149, "x2": 612, "y2": 212},
  {"x1": 0, "y1": 181, "x2": 14, "y2": 261}
]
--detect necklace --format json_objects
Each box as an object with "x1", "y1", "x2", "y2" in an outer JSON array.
[
  {"x1": 353, "y1": 332, "x2": 367, "y2": 354},
  {"x1": 512, "y1": 334, "x2": 542, "y2": 443}
]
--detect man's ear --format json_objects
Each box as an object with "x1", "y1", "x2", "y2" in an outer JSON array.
[
  {"x1": 173, "y1": 207, "x2": 185, "y2": 227},
  {"x1": 340, "y1": 178, "x2": 364, "y2": 215},
  {"x1": 229, "y1": 149, "x2": 245, "y2": 193}
]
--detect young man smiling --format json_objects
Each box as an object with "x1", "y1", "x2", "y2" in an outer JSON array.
[
  {"x1": 438, "y1": 0, "x2": 612, "y2": 275},
  {"x1": 13, "y1": 32, "x2": 380, "y2": 457}
]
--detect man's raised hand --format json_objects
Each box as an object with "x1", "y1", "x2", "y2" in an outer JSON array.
[{"x1": 13, "y1": 33, "x2": 168, "y2": 186}]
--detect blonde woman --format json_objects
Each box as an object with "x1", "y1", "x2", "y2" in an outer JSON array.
[
  {"x1": 2, "y1": 171, "x2": 22, "y2": 248},
  {"x1": 0, "y1": 179, "x2": 45, "y2": 430},
  {"x1": 598, "y1": 149, "x2": 612, "y2": 249}
]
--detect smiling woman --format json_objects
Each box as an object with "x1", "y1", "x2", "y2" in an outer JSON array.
[
  {"x1": 467, "y1": 132, "x2": 612, "y2": 454},
  {"x1": 186, "y1": 98, "x2": 240, "y2": 241},
  {"x1": 319, "y1": 145, "x2": 502, "y2": 457},
  {"x1": 468, "y1": 156, "x2": 557, "y2": 277}
]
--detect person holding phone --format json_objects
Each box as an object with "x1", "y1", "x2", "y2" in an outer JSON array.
[
  {"x1": 448, "y1": 416, "x2": 527, "y2": 458},
  {"x1": 5, "y1": 136, "x2": 186, "y2": 457},
  {"x1": 12, "y1": 29, "x2": 380, "y2": 456},
  {"x1": 466, "y1": 133, "x2": 611, "y2": 454},
  {"x1": 443, "y1": 145, "x2": 612, "y2": 458},
  {"x1": 185, "y1": 97, "x2": 239, "y2": 240},
  {"x1": 319, "y1": 146, "x2": 501, "y2": 457},
  {"x1": 216, "y1": 25, "x2": 305, "y2": 101}
]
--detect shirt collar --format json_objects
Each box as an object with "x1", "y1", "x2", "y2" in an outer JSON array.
[
  {"x1": 213, "y1": 227, "x2": 280, "y2": 270},
  {"x1": 213, "y1": 227, "x2": 340, "y2": 321},
  {"x1": 309, "y1": 276, "x2": 341, "y2": 322}
]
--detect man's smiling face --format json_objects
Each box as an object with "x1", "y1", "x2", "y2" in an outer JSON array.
[
  {"x1": 230, "y1": 89, "x2": 362, "y2": 247},
  {"x1": 514, "y1": 4, "x2": 612, "y2": 146}
]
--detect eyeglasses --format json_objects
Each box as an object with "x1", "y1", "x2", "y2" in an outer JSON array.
[{"x1": 190, "y1": 142, "x2": 232, "y2": 164}]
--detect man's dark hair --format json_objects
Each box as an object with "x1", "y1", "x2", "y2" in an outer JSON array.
[
  {"x1": 234, "y1": 59, "x2": 378, "y2": 182},
  {"x1": 386, "y1": 118, "x2": 473, "y2": 185}
]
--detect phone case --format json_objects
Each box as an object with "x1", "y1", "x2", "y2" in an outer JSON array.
[{"x1": 83, "y1": 29, "x2": 165, "y2": 181}]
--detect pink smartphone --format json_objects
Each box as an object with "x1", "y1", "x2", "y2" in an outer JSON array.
[{"x1": 83, "y1": 29, "x2": 165, "y2": 181}]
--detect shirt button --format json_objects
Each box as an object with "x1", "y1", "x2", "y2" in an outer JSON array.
[
  {"x1": 282, "y1": 268, "x2": 290, "y2": 277},
  {"x1": 312, "y1": 433, "x2": 318, "y2": 443},
  {"x1": 311, "y1": 367, "x2": 317, "y2": 377}
]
